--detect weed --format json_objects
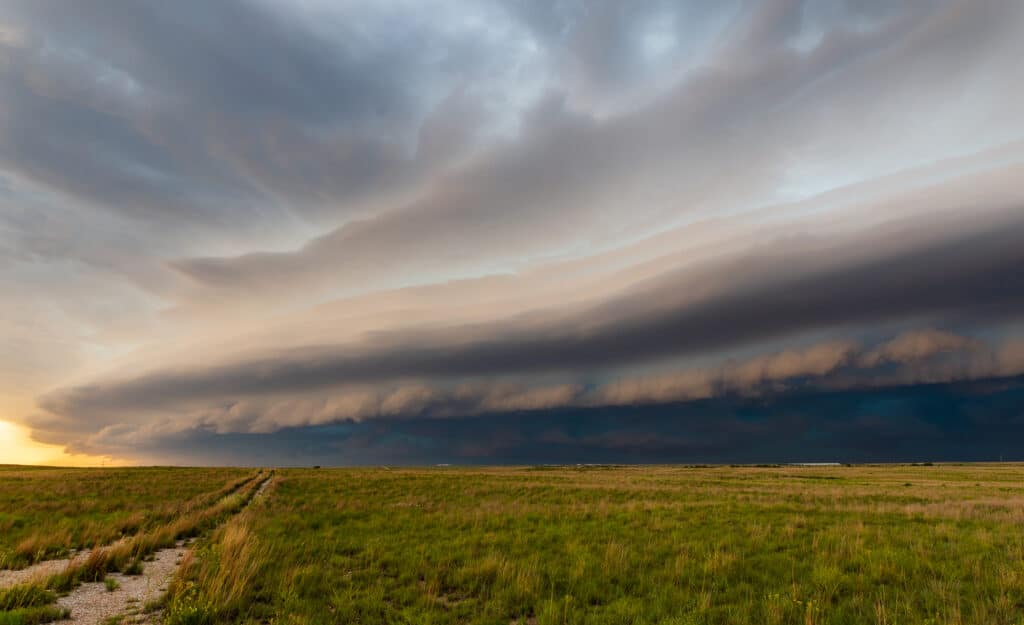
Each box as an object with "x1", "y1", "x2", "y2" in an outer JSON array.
[{"x1": 164, "y1": 583, "x2": 214, "y2": 625}]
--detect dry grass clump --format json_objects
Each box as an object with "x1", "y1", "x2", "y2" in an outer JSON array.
[
  {"x1": 164, "y1": 482, "x2": 276, "y2": 625},
  {"x1": 164, "y1": 518, "x2": 268, "y2": 625},
  {"x1": 11, "y1": 532, "x2": 70, "y2": 567}
]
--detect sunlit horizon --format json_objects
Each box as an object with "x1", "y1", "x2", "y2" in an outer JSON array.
[{"x1": 0, "y1": 420, "x2": 110, "y2": 466}]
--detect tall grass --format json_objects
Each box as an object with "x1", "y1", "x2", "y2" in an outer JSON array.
[
  {"x1": 165, "y1": 508, "x2": 271, "y2": 625},
  {"x1": 173, "y1": 465, "x2": 1024, "y2": 625}
]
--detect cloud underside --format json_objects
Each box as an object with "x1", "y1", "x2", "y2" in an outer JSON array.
[
  {"x1": 48, "y1": 377, "x2": 1024, "y2": 466},
  {"x1": 28, "y1": 186, "x2": 1024, "y2": 455},
  {"x1": 3, "y1": 0, "x2": 1024, "y2": 462}
]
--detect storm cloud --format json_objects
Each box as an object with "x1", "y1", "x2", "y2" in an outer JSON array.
[
  {"x1": 48, "y1": 377, "x2": 1024, "y2": 466},
  {"x1": 35, "y1": 206, "x2": 1024, "y2": 417},
  {"x1": 2, "y1": 0, "x2": 1023, "y2": 464}
]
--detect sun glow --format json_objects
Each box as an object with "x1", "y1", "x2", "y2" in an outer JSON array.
[{"x1": 0, "y1": 418, "x2": 123, "y2": 467}]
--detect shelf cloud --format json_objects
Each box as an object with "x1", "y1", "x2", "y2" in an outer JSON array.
[{"x1": 2, "y1": 0, "x2": 1023, "y2": 464}]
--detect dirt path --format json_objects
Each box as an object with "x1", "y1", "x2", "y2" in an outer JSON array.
[
  {"x1": 0, "y1": 551, "x2": 90, "y2": 589},
  {"x1": 0, "y1": 474, "x2": 273, "y2": 624},
  {"x1": 54, "y1": 475, "x2": 273, "y2": 624},
  {"x1": 0, "y1": 541, "x2": 186, "y2": 625},
  {"x1": 55, "y1": 541, "x2": 187, "y2": 625},
  {"x1": 252, "y1": 474, "x2": 273, "y2": 499}
]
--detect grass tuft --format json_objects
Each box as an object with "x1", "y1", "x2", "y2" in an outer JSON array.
[
  {"x1": 0, "y1": 585, "x2": 54, "y2": 612},
  {"x1": 0, "y1": 606, "x2": 69, "y2": 625}
]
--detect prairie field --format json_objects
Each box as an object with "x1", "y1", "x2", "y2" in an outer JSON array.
[
  {"x1": 0, "y1": 466, "x2": 252, "y2": 569},
  {"x1": 4, "y1": 465, "x2": 1024, "y2": 625}
]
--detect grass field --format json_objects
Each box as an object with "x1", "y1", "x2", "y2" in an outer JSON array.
[
  {"x1": 167, "y1": 464, "x2": 1024, "y2": 625},
  {"x1": 4, "y1": 465, "x2": 1024, "y2": 624},
  {"x1": 0, "y1": 466, "x2": 252, "y2": 569}
]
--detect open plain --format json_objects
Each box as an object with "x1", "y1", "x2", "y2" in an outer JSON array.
[{"x1": 3, "y1": 464, "x2": 1024, "y2": 624}]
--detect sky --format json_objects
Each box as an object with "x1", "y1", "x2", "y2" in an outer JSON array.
[{"x1": 1, "y1": 0, "x2": 1023, "y2": 466}]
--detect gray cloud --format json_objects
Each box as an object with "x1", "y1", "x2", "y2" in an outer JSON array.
[
  {"x1": 858, "y1": 329, "x2": 985, "y2": 368},
  {"x1": 0, "y1": 0, "x2": 524, "y2": 232},
  {"x1": 171, "y1": 0, "x2": 1023, "y2": 304},
  {"x1": 63, "y1": 377, "x2": 1024, "y2": 466},
  {"x1": 30, "y1": 328, "x2": 1024, "y2": 458},
  {"x1": 33, "y1": 209, "x2": 1024, "y2": 435}
]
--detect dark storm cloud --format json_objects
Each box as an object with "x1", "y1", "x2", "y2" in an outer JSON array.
[
  {"x1": 0, "y1": 0, "x2": 500, "y2": 226},
  {"x1": 36, "y1": 211, "x2": 1024, "y2": 421},
  {"x1": 68, "y1": 377, "x2": 1024, "y2": 465},
  {"x1": 0, "y1": 0, "x2": 1013, "y2": 286},
  {"x1": 0, "y1": 63, "x2": 247, "y2": 223},
  {"x1": 172, "y1": 83, "x2": 788, "y2": 292},
  {"x1": 171, "y1": 0, "x2": 1019, "y2": 300}
]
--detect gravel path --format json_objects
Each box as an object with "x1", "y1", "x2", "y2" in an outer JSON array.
[
  {"x1": 0, "y1": 550, "x2": 93, "y2": 589},
  {"x1": 252, "y1": 475, "x2": 272, "y2": 499},
  {"x1": 55, "y1": 542, "x2": 188, "y2": 625}
]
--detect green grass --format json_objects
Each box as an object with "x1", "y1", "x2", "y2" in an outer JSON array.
[
  {"x1": 5, "y1": 464, "x2": 1024, "y2": 624},
  {"x1": 169, "y1": 465, "x2": 1024, "y2": 625},
  {"x1": 0, "y1": 606, "x2": 69, "y2": 625},
  {"x1": 0, "y1": 466, "x2": 252, "y2": 569},
  {"x1": 0, "y1": 580, "x2": 65, "y2": 624},
  {"x1": 0, "y1": 585, "x2": 54, "y2": 611}
]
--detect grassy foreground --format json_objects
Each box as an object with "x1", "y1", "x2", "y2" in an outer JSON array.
[
  {"x1": 0, "y1": 466, "x2": 251, "y2": 569},
  {"x1": 167, "y1": 464, "x2": 1024, "y2": 625},
  {"x1": 0, "y1": 469, "x2": 267, "y2": 625}
]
